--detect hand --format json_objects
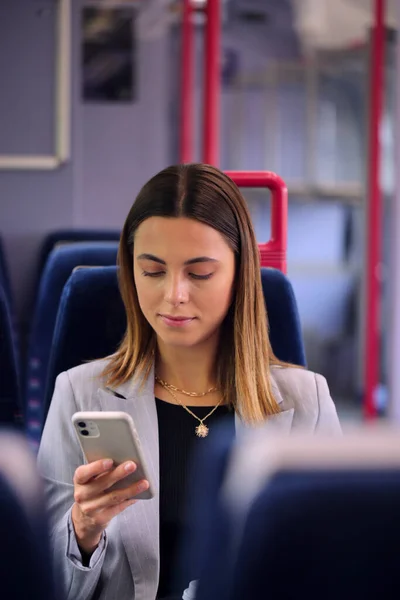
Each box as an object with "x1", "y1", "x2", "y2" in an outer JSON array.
[{"x1": 71, "y1": 458, "x2": 149, "y2": 554}]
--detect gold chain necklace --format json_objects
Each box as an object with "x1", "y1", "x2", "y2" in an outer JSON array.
[
  {"x1": 155, "y1": 376, "x2": 218, "y2": 398},
  {"x1": 155, "y1": 377, "x2": 223, "y2": 438}
]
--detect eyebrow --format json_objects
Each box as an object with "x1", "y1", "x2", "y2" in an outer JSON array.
[{"x1": 137, "y1": 253, "x2": 219, "y2": 266}]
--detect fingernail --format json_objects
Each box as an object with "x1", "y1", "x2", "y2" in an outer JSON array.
[
  {"x1": 138, "y1": 480, "x2": 149, "y2": 491},
  {"x1": 124, "y1": 462, "x2": 136, "y2": 473},
  {"x1": 103, "y1": 459, "x2": 113, "y2": 469}
]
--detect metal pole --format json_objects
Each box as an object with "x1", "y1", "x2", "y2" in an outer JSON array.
[
  {"x1": 203, "y1": 0, "x2": 221, "y2": 165},
  {"x1": 388, "y1": 0, "x2": 400, "y2": 421},
  {"x1": 180, "y1": 0, "x2": 194, "y2": 163},
  {"x1": 364, "y1": 0, "x2": 385, "y2": 419}
]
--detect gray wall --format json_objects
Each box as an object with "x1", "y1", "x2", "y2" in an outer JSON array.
[
  {"x1": 0, "y1": 3, "x2": 360, "y2": 395},
  {"x1": 0, "y1": 1, "x2": 169, "y2": 319}
]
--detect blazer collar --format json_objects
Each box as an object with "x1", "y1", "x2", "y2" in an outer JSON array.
[
  {"x1": 106, "y1": 362, "x2": 286, "y2": 400},
  {"x1": 105, "y1": 362, "x2": 293, "y2": 436},
  {"x1": 105, "y1": 364, "x2": 154, "y2": 401}
]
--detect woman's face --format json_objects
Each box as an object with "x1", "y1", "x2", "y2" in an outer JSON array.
[{"x1": 133, "y1": 217, "x2": 236, "y2": 350}]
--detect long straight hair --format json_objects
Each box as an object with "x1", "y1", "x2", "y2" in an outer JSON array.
[{"x1": 103, "y1": 163, "x2": 284, "y2": 423}]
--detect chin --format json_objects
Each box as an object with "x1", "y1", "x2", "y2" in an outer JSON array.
[
  {"x1": 156, "y1": 327, "x2": 219, "y2": 350},
  {"x1": 157, "y1": 332, "x2": 200, "y2": 348}
]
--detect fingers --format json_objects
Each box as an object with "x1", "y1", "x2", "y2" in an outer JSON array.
[
  {"x1": 74, "y1": 458, "x2": 114, "y2": 486},
  {"x1": 100, "y1": 498, "x2": 138, "y2": 523},
  {"x1": 102, "y1": 461, "x2": 137, "y2": 492},
  {"x1": 81, "y1": 479, "x2": 149, "y2": 515},
  {"x1": 73, "y1": 459, "x2": 149, "y2": 537},
  {"x1": 72, "y1": 461, "x2": 149, "y2": 549},
  {"x1": 76, "y1": 497, "x2": 139, "y2": 535},
  {"x1": 74, "y1": 461, "x2": 138, "y2": 504}
]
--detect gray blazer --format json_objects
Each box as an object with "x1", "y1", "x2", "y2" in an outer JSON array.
[{"x1": 37, "y1": 359, "x2": 341, "y2": 600}]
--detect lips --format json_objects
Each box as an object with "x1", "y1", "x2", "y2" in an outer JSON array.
[
  {"x1": 159, "y1": 314, "x2": 195, "y2": 328},
  {"x1": 161, "y1": 315, "x2": 191, "y2": 321}
]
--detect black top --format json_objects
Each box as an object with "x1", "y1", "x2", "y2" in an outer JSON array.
[{"x1": 155, "y1": 398, "x2": 234, "y2": 599}]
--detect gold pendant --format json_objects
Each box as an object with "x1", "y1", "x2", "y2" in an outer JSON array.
[{"x1": 195, "y1": 423, "x2": 209, "y2": 438}]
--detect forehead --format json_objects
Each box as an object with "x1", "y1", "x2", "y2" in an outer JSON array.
[{"x1": 134, "y1": 217, "x2": 233, "y2": 257}]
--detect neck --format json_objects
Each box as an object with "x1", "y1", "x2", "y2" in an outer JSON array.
[{"x1": 156, "y1": 336, "x2": 219, "y2": 393}]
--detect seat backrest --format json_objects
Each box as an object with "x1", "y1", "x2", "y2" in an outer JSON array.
[
  {"x1": 0, "y1": 430, "x2": 59, "y2": 600},
  {"x1": 43, "y1": 266, "x2": 126, "y2": 429},
  {"x1": 30, "y1": 230, "x2": 121, "y2": 320},
  {"x1": 0, "y1": 238, "x2": 19, "y2": 365},
  {"x1": 189, "y1": 428, "x2": 400, "y2": 600},
  {"x1": 193, "y1": 467, "x2": 400, "y2": 600},
  {"x1": 260, "y1": 268, "x2": 306, "y2": 366},
  {"x1": 26, "y1": 242, "x2": 119, "y2": 446},
  {"x1": 0, "y1": 285, "x2": 22, "y2": 427},
  {"x1": 42, "y1": 266, "x2": 305, "y2": 429},
  {"x1": 227, "y1": 469, "x2": 400, "y2": 600},
  {"x1": 37, "y1": 229, "x2": 121, "y2": 278},
  {"x1": 0, "y1": 237, "x2": 13, "y2": 309}
]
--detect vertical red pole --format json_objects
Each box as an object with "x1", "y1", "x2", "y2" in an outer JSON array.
[
  {"x1": 180, "y1": 0, "x2": 194, "y2": 163},
  {"x1": 203, "y1": 0, "x2": 221, "y2": 165},
  {"x1": 364, "y1": 0, "x2": 385, "y2": 419}
]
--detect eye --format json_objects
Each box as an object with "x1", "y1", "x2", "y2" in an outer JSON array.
[
  {"x1": 189, "y1": 273, "x2": 213, "y2": 281},
  {"x1": 142, "y1": 270, "x2": 164, "y2": 278}
]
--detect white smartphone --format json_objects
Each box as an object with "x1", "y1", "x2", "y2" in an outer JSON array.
[{"x1": 72, "y1": 411, "x2": 154, "y2": 500}]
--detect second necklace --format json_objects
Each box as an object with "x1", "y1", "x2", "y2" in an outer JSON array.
[{"x1": 155, "y1": 376, "x2": 223, "y2": 438}]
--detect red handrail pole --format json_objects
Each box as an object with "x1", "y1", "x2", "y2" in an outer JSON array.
[
  {"x1": 364, "y1": 0, "x2": 385, "y2": 420},
  {"x1": 180, "y1": 0, "x2": 194, "y2": 163},
  {"x1": 225, "y1": 171, "x2": 288, "y2": 273},
  {"x1": 203, "y1": 0, "x2": 221, "y2": 165}
]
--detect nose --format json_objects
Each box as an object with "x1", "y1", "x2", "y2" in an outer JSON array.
[{"x1": 164, "y1": 273, "x2": 189, "y2": 306}]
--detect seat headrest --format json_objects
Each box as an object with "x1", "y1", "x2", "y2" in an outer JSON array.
[{"x1": 43, "y1": 266, "x2": 305, "y2": 428}]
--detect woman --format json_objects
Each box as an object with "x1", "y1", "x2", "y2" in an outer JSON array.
[{"x1": 38, "y1": 164, "x2": 341, "y2": 600}]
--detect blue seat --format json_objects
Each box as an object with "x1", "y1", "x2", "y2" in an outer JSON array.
[
  {"x1": 192, "y1": 464, "x2": 400, "y2": 600},
  {"x1": 0, "y1": 430, "x2": 59, "y2": 599},
  {"x1": 37, "y1": 229, "x2": 121, "y2": 280},
  {"x1": 261, "y1": 268, "x2": 306, "y2": 366},
  {"x1": 232, "y1": 470, "x2": 400, "y2": 600},
  {"x1": 26, "y1": 242, "x2": 119, "y2": 446},
  {"x1": 0, "y1": 285, "x2": 22, "y2": 427},
  {"x1": 30, "y1": 229, "x2": 121, "y2": 320},
  {"x1": 0, "y1": 237, "x2": 19, "y2": 365},
  {"x1": 0, "y1": 237, "x2": 13, "y2": 310},
  {"x1": 43, "y1": 266, "x2": 126, "y2": 430},
  {"x1": 42, "y1": 266, "x2": 305, "y2": 433}
]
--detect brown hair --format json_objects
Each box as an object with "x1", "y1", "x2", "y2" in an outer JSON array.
[{"x1": 103, "y1": 163, "x2": 285, "y2": 423}]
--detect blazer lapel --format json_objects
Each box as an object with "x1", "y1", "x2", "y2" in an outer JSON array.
[
  {"x1": 96, "y1": 365, "x2": 160, "y2": 600},
  {"x1": 234, "y1": 372, "x2": 294, "y2": 435}
]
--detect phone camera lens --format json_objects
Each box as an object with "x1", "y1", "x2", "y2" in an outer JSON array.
[
  {"x1": 78, "y1": 421, "x2": 86, "y2": 428},
  {"x1": 81, "y1": 430, "x2": 89, "y2": 436}
]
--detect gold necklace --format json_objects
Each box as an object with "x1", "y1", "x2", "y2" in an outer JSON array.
[
  {"x1": 155, "y1": 375, "x2": 218, "y2": 398},
  {"x1": 156, "y1": 377, "x2": 223, "y2": 438}
]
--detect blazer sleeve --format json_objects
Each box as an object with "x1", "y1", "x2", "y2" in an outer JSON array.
[
  {"x1": 37, "y1": 371, "x2": 107, "y2": 600},
  {"x1": 314, "y1": 373, "x2": 342, "y2": 435}
]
